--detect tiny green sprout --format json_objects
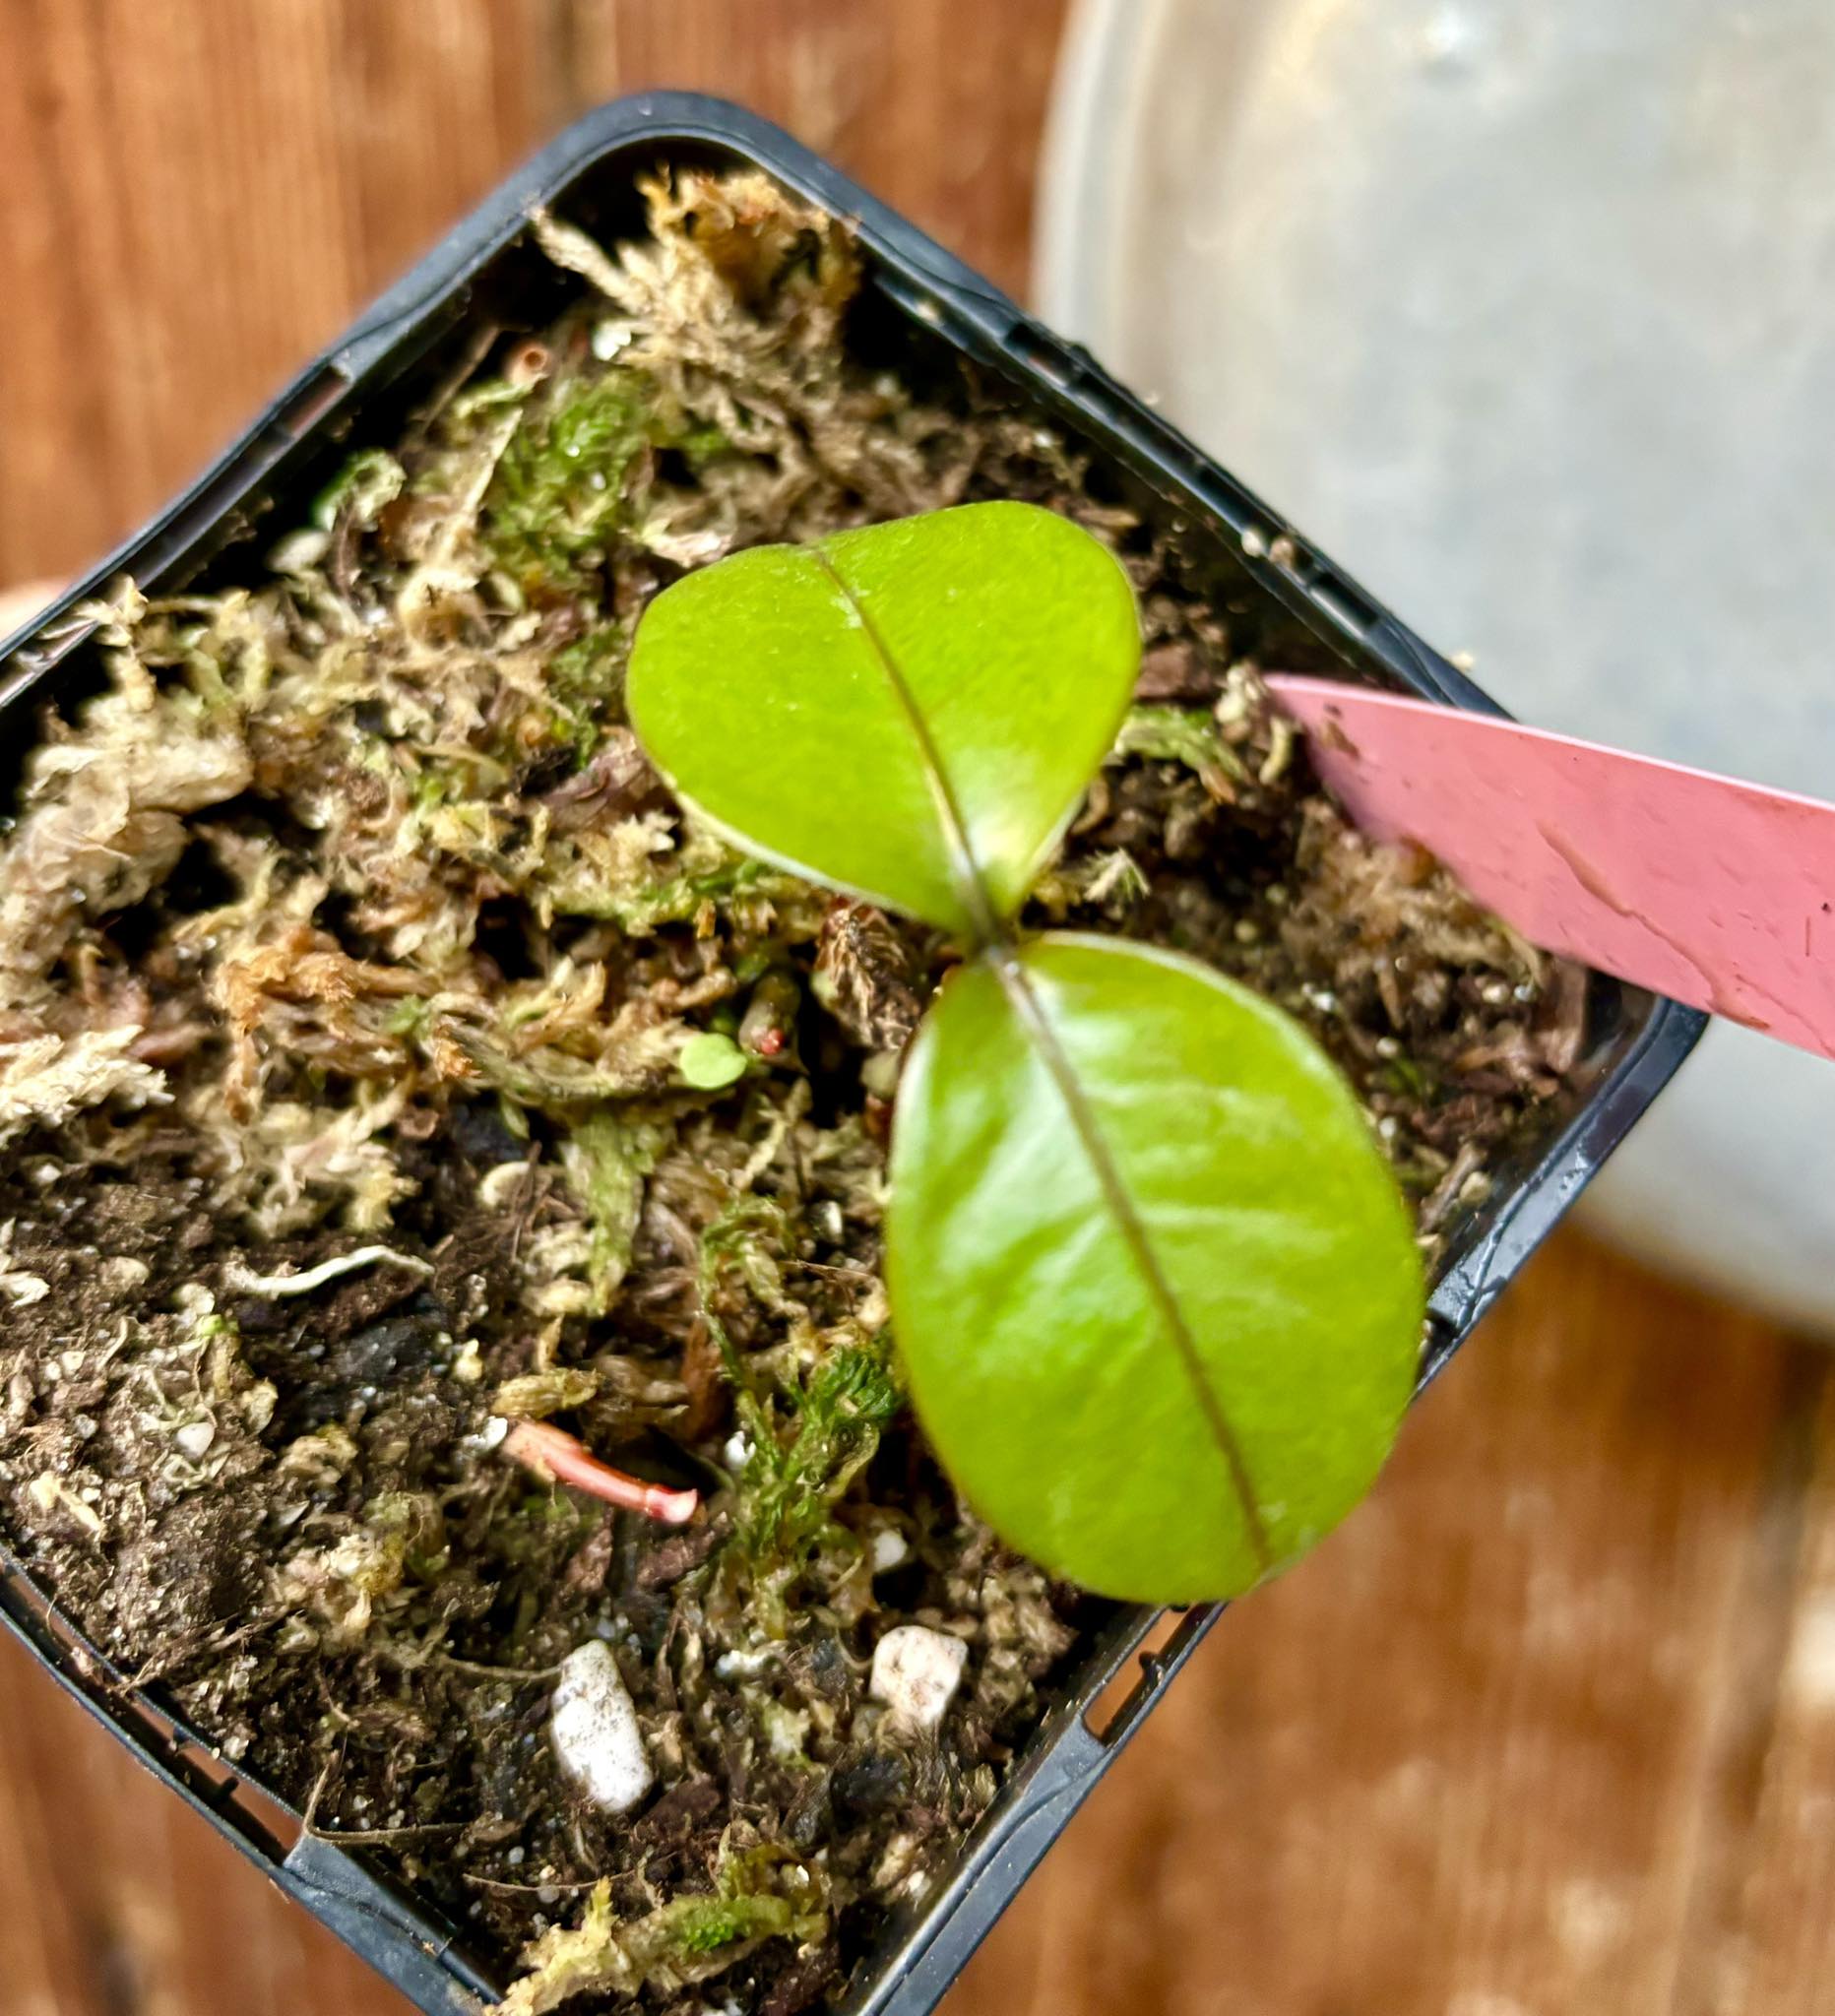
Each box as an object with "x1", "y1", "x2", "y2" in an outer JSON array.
[
  {"x1": 629, "y1": 500, "x2": 1424, "y2": 1604},
  {"x1": 677, "y1": 1030, "x2": 748, "y2": 1089}
]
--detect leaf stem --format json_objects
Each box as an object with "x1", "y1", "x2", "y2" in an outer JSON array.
[{"x1": 986, "y1": 946, "x2": 1274, "y2": 1572}]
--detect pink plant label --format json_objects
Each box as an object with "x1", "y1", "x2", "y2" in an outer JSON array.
[{"x1": 1267, "y1": 675, "x2": 1835, "y2": 1063}]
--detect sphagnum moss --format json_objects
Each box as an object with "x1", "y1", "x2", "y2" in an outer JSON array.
[{"x1": 0, "y1": 168, "x2": 1587, "y2": 2012}]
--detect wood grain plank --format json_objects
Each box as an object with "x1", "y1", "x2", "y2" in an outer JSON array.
[
  {"x1": 562, "y1": 0, "x2": 1073, "y2": 296},
  {"x1": 0, "y1": 1643, "x2": 402, "y2": 2016},
  {"x1": 951, "y1": 1236, "x2": 1806, "y2": 2016},
  {"x1": 1691, "y1": 1373, "x2": 1835, "y2": 2016},
  {"x1": 3, "y1": 8, "x2": 1831, "y2": 2015},
  {"x1": 0, "y1": 0, "x2": 558, "y2": 589},
  {"x1": 0, "y1": 1646, "x2": 95, "y2": 2015}
]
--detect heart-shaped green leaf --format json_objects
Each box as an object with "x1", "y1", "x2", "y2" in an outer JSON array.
[
  {"x1": 626, "y1": 502, "x2": 1140, "y2": 939},
  {"x1": 886, "y1": 932, "x2": 1424, "y2": 1602}
]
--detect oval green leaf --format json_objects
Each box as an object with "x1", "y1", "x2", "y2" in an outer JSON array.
[
  {"x1": 626, "y1": 502, "x2": 1140, "y2": 939},
  {"x1": 885, "y1": 933, "x2": 1424, "y2": 1603},
  {"x1": 677, "y1": 1031, "x2": 747, "y2": 1089}
]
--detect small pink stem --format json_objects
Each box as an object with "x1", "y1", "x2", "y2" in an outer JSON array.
[{"x1": 500, "y1": 1418, "x2": 698, "y2": 1525}]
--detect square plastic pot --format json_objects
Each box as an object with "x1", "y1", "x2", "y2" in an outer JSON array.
[{"x1": 0, "y1": 92, "x2": 1705, "y2": 2016}]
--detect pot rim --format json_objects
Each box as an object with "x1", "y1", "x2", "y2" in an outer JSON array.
[{"x1": 0, "y1": 91, "x2": 1705, "y2": 2016}]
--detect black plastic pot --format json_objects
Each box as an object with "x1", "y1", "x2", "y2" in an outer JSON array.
[{"x1": 0, "y1": 93, "x2": 1703, "y2": 2016}]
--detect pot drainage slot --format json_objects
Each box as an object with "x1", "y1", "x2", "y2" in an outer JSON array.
[
  {"x1": 272, "y1": 362, "x2": 355, "y2": 438},
  {"x1": 113, "y1": 1686, "x2": 303, "y2": 1860},
  {"x1": 0, "y1": 1555, "x2": 303, "y2": 1860},
  {"x1": 1082, "y1": 1607, "x2": 1210, "y2": 1746}
]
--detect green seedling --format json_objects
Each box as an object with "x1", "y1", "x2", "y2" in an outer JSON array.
[{"x1": 628, "y1": 500, "x2": 1424, "y2": 1603}]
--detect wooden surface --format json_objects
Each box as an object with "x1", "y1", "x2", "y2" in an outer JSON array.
[{"x1": 0, "y1": 6, "x2": 1828, "y2": 2014}]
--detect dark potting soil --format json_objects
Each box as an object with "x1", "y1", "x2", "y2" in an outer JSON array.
[{"x1": 0, "y1": 169, "x2": 1591, "y2": 2014}]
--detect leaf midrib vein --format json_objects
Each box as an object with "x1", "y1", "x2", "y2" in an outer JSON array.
[
  {"x1": 816, "y1": 544, "x2": 1270, "y2": 1569},
  {"x1": 992, "y1": 953, "x2": 1274, "y2": 1572},
  {"x1": 811, "y1": 549, "x2": 999, "y2": 943}
]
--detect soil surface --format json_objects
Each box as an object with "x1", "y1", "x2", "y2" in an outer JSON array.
[{"x1": 0, "y1": 171, "x2": 1589, "y2": 2013}]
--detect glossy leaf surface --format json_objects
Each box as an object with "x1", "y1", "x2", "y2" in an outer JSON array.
[
  {"x1": 627, "y1": 502, "x2": 1140, "y2": 938},
  {"x1": 886, "y1": 933, "x2": 1424, "y2": 1602}
]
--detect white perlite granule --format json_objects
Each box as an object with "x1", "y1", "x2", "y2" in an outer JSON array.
[
  {"x1": 869, "y1": 1624, "x2": 969, "y2": 1734},
  {"x1": 549, "y1": 1640, "x2": 654, "y2": 1813}
]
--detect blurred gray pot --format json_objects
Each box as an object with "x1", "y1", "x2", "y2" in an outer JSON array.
[{"x1": 1040, "y1": 0, "x2": 1835, "y2": 1333}]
